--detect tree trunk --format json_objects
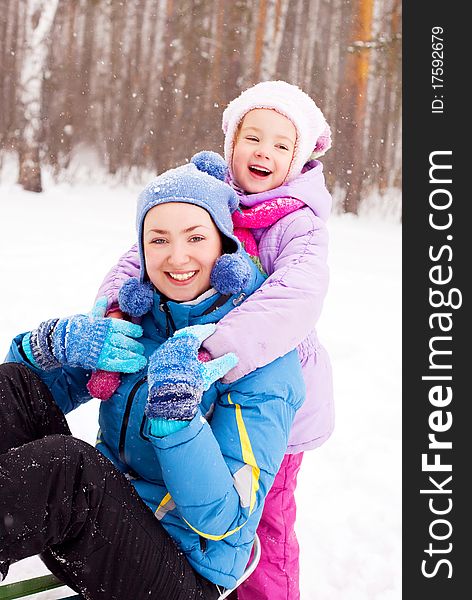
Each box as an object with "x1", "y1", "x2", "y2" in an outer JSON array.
[
  {"x1": 0, "y1": 0, "x2": 21, "y2": 151},
  {"x1": 339, "y1": 0, "x2": 374, "y2": 214},
  {"x1": 260, "y1": 0, "x2": 289, "y2": 80},
  {"x1": 18, "y1": 0, "x2": 59, "y2": 192},
  {"x1": 253, "y1": 0, "x2": 267, "y2": 81}
]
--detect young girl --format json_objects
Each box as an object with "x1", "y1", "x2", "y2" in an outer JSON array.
[{"x1": 90, "y1": 80, "x2": 334, "y2": 600}]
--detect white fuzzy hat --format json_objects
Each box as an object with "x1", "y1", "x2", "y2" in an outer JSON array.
[{"x1": 222, "y1": 80, "x2": 332, "y2": 183}]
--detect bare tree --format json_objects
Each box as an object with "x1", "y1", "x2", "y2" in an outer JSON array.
[
  {"x1": 0, "y1": 0, "x2": 21, "y2": 155},
  {"x1": 380, "y1": 0, "x2": 402, "y2": 192},
  {"x1": 260, "y1": 0, "x2": 289, "y2": 80},
  {"x1": 336, "y1": 0, "x2": 374, "y2": 214},
  {"x1": 18, "y1": 0, "x2": 59, "y2": 192}
]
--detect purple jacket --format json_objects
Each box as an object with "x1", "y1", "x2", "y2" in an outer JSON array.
[{"x1": 97, "y1": 161, "x2": 333, "y2": 453}]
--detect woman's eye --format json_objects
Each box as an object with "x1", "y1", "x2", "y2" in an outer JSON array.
[
  {"x1": 152, "y1": 238, "x2": 166, "y2": 244},
  {"x1": 189, "y1": 236, "x2": 205, "y2": 243}
]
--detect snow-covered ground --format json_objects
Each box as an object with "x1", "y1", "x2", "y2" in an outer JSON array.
[{"x1": 0, "y1": 164, "x2": 401, "y2": 599}]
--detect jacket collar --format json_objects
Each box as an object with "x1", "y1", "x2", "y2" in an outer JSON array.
[{"x1": 230, "y1": 160, "x2": 332, "y2": 222}]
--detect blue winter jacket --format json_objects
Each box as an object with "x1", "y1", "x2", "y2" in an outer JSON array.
[{"x1": 6, "y1": 261, "x2": 305, "y2": 588}]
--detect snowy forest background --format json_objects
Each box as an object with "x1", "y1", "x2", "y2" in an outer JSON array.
[{"x1": 0, "y1": 0, "x2": 402, "y2": 216}]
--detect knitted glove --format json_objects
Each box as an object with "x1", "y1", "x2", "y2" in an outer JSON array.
[
  {"x1": 145, "y1": 323, "x2": 238, "y2": 423},
  {"x1": 24, "y1": 297, "x2": 147, "y2": 373},
  {"x1": 86, "y1": 308, "x2": 126, "y2": 400}
]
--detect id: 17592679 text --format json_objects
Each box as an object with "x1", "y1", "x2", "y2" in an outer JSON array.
[{"x1": 431, "y1": 26, "x2": 444, "y2": 114}]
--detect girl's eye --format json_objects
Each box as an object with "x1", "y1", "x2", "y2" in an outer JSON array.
[
  {"x1": 245, "y1": 136, "x2": 259, "y2": 142},
  {"x1": 277, "y1": 144, "x2": 289, "y2": 151}
]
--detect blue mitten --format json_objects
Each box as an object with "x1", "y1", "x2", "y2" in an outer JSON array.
[
  {"x1": 24, "y1": 297, "x2": 147, "y2": 373},
  {"x1": 145, "y1": 323, "x2": 238, "y2": 424}
]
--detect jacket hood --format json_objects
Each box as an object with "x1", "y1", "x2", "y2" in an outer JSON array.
[{"x1": 231, "y1": 160, "x2": 332, "y2": 223}]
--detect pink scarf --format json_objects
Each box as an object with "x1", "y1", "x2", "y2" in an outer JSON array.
[{"x1": 232, "y1": 197, "x2": 305, "y2": 258}]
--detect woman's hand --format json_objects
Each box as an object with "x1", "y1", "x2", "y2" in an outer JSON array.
[
  {"x1": 25, "y1": 297, "x2": 147, "y2": 373},
  {"x1": 145, "y1": 324, "x2": 238, "y2": 422}
]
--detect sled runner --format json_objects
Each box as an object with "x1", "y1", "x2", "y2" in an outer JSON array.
[
  {"x1": 0, "y1": 573, "x2": 74, "y2": 599},
  {"x1": 0, "y1": 533, "x2": 261, "y2": 600}
]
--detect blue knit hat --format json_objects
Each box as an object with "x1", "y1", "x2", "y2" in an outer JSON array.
[{"x1": 119, "y1": 151, "x2": 251, "y2": 317}]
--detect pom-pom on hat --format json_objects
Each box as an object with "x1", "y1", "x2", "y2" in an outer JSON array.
[
  {"x1": 222, "y1": 80, "x2": 332, "y2": 183},
  {"x1": 119, "y1": 279, "x2": 154, "y2": 317},
  {"x1": 120, "y1": 151, "x2": 251, "y2": 316}
]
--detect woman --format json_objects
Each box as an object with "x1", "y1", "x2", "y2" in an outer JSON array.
[{"x1": 0, "y1": 152, "x2": 305, "y2": 599}]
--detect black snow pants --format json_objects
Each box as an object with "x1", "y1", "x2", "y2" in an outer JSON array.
[{"x1": 0, "y1": 362, "x2": 220, "y2": 600}]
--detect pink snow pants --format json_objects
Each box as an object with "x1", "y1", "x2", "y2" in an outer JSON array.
[{"x1": 237, "y1": 452, "x2": 304, "y2": 600}]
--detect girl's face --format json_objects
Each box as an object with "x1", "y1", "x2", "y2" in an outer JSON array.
[
  {"x1": 143, "y1": 203, "x2": 223, "y2": 302},
  {"x1": 232, "y1": 108, "x2": 297, "y2": 194}
]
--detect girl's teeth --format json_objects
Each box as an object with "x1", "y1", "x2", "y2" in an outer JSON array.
[
  {"x1": 249, "y1": 166, "x2": 271, "y2": 175},
  {"x1": 169, "y1": 271, "x2": 195, "y2": 281}
]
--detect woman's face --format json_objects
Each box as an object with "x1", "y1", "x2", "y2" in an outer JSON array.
[{"x1": 143, "y1": 202, "x2": 223, "y2": 302}]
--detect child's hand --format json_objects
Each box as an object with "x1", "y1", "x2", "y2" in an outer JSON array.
[{"x1": 87, "y1": 370, "x2": 122, "y2": 400}]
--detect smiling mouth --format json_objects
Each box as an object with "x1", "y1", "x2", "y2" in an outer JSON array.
[
  {"x1": 167, "y1": 271, "x2": 197, "y2": 282},
  {"x1": 248, "y1": 165, "x2": 272, "y2": 177}
]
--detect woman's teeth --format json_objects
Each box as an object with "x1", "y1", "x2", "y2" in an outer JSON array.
[{"x1": 168, "y1": 271, "x2": 196, "y2": 281}]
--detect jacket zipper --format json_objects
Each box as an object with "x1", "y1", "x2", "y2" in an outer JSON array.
[
  {"x1": 123, "y1": 301, "x2": 174, "y2": 455},
  {"x1": 118, "y1": 375, "x2": 147, "y2": 464},
  {"x1": 161, "y1": 302, "x2": 177, "y2": 336},
  {"x1": 201, "y1": 294, "x2": 231, "y2": 315}
]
